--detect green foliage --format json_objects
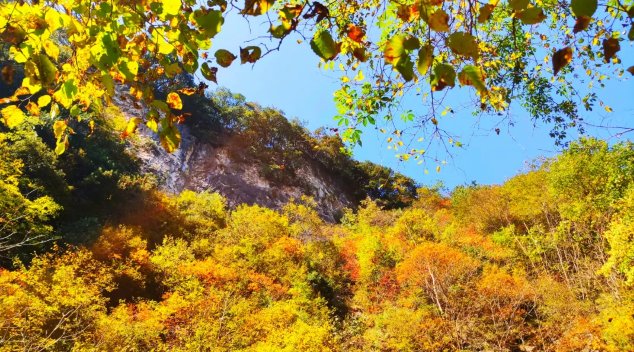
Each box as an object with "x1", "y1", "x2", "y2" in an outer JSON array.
[
  {"x1": 0, "y1": 130, "x2": 62, "y2": 260},
  {"x1": 356, "y1": 161, "x2": 419, "y2": 209}
]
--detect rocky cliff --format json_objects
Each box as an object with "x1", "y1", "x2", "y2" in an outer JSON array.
[
  {"x1": 115, "y1": 95, "x2": 355, "y2": 222},
  {"x1": 114, "y1": 85, "x2": 418, "y2": 222},
  {"x1": 129, "y1": 126, "x2": 355, "y2": 222}
]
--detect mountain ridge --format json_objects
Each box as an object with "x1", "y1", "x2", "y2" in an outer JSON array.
[{"x1": 114, "y1": 85, "x2": 418, "y2": 222}]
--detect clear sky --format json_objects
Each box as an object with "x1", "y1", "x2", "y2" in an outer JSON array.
[{"x1": 207, "y1": 14, "x2": 633, "y2": 190}]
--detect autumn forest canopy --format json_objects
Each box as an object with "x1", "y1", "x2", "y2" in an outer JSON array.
[
  {"x1": 1, "y1": 122, "x2": 634, "y2": 350},
  {"x1": 0, "y1": 0, "x2": 632, "y2": 151},
  {"x1": 1, "y1": 0, "x2": 634, "y2": 351}
]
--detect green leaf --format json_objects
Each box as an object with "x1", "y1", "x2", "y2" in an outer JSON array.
[
  {"x1": 193, "y1": 10, "x2": 223, "y2": 38},
  {"x1": 395, "y1": 57, "x2": 415, "y2": 82},
  {"x1": 311, "y1": 30, "x2": 339, "y2": 61},
  {"x1": 417, "y1": 45, "x2": 433, "y2": 76},
  {"x1": 69, "y1": 105, "x2": 80, "y2": 117},
  {"x1": 509, "y1": 0, "x2": 529, "y2": 11},
  {"x1": 201, "y1": 62, "x2": 218, "y2": 83},
  {"x1": 384, "y1": 35, "x2": 417, "y2": 81},
  {"x1": 151, "y1": 100, "x2": 171, "y2": 113},
  {"x1": 458, "y1": 65, "x2": 487, "y2": 94},
  {"x1": 52, "y1": 79, "x2": 78, "y2": 109},
  {"x1": 240, "y1": 46, "x2": 262, "y2": 64},
  {"x1": 279, "y1": 4, "x2": 303, "y2": 21},
  {"x1": 159, "y1": 117, "x2": 181, "y2": 153},
  {"x1": 270, "y1": 4, "x2": 302, "y2": 38},
  {"x1": 214, "y1": 49, "x2": 236, "y2": 67},
  {"x1": 571, "y1": 0, "x2": 597, "y2": 18},
  {"x1": 97, "y1": 34, "x2": 121, "y2": 67},
  {"x1": 182, "y1": 52, "x2": 199, "y2": 73},
  {"x1": 36, "y1": 54, "x2": 57, "y2": 86},
  {"x1": 403, "y1": 36, "x2": 420, "y2": 51},
  {"x1": 517, "y1": 7, "x2": 547, "y2": 25},
  {"x1": 269, "y1": 24, "x2": 289, "y2": 38},
  {"x1": 478, "y1": 4, "x2": 496, "y2": 23},
  {"x1": 446, "y1": 32, "x2": 479, "y2": 60},
  {"x1": 101, "y1": 73, "x2": 115, "y2": 96},
  {"x1": 430, "y1": 63, "x2": 456, "y2": 91}
]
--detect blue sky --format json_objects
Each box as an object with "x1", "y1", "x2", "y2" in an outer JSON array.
[{"x1": 207, "y1": 14, "x2": 633, "y2": 190}]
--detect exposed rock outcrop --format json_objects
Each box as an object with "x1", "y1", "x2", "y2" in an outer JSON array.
[{"x1": 114, "y1": 87, "x2": 354, "y2": 222}]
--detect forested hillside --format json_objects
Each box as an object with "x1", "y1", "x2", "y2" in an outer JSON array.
[{"x1": 2, "y1": 107, "x2": 634, "y2": 350}]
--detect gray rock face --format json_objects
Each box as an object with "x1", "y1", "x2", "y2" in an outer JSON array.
[{"x1": 118, "y1": 95, "x2": 354, "y2": 222}]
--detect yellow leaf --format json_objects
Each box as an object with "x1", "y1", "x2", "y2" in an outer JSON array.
[
  {"x1": 37, "y1": 95, "x2": 52, "y2": 107},
  {"x1": 55, "y1": 134, "x2": 68, "y2": 155},
  {"x1": 147, "y1": 119, "x2": 158, "y2": 133},
  {"x1": 45, "y1": 9, "x2": 63, "y2": 32},
  {"x1": 166, "y1": 92, "x2": 182, "y2": 110},
  {"x1": 43, "y1": 40, "x2": 60, "y2": 60},
  {"x1": 53, "y1": 79, "x2": 78, "y2": 108},
  {"x1": 153, "y1": 29, "x2": 175, "y2": 54},
  {"x1": 1, "y1": 105, "x2": 26, "y2": 128},
  {"x1": 22, "y1": 77, "x2": 42, "y2": 95},
  {"x1": 53, "y1": 120, "x2": 67, "y2": 139},
  {"x1": 178, "y1": 88, "x2": 197, "y2": 95},
  {"x1": 122, "y1": 117, "x2": 142, "y2": 138},
  {"x1": 162, "y1": 0, "x2": 182, "y2": 16},
  {"x1": 50, "y1": 103, "x2": 60, "y2": 119}
]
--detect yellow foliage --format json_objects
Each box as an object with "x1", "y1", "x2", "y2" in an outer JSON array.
[{"x1": 1, "y1": 139, "x2": 633, "y2": 350}]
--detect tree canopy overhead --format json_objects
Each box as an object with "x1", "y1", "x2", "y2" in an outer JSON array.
[{"x1": 0, "y1": 0, "x2": 632, "y2": 155}]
